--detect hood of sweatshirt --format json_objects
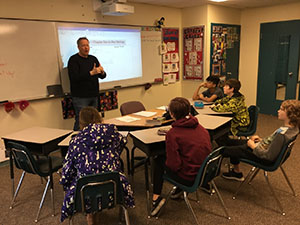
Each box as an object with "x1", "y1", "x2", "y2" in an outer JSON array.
[{"x1": 171, "y1": 115, "x2": 199, "y2": 129}]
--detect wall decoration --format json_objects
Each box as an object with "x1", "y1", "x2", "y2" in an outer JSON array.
[
  {"x1": 183, "y1": 26, "x2": 204, "y2": 80},
  {"x1": 162, "y1": 28, "x2": 179, "y2": 80},
  {"x1": 210, "y1": 23, "x2": 241, "y2": 79},
  {"x1": 99, "y1": 90, "x2": 118, "y2": 112}
]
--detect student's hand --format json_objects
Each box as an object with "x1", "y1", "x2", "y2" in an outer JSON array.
[
  {"x1": 199, "y1": 82, "x2": 207, "y2": 88},
  {"x1": 247, "y1": 139, "x2": 257, "y2": 149},
  {"x1": 250, "y1": 135, "x2": 261, "y2": 142}
]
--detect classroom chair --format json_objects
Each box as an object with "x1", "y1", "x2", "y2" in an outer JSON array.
[
  {"x1": 69, "y1": 172, "x2": 130, "y2": 225},
  {"x1": 157, "y1": 147, "x2": 230, "y2": 224},
  {"x1": 7, "y1": 141, "x2": 63, "y2": 223},
  {"x1": 236, "y1": 105, "x2": 259, "y2": 137},
  {"x1": 232, "y1": 136, "x2": 298, "y2": 215},
  {"x1": 120, "y1": 101, "x2": 147, "y2": 175}
]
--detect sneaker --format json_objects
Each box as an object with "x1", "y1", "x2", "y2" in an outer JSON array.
[
  {"x1": 151, "y1": 196, "x2": 166, "y2": 216},
  {"x1": 170, "y1": 187, "x2": 183, "y2": 199},
  {"x1": 222, "y1": 169, "x2": 244, "y2": 181}
]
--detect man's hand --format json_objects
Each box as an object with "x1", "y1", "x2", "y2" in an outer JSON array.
[
  {"x1": 90, "y1": 63, "x2": 104, "y2": 76},
  {"x1": 250, "y1": 135, "x2": 261, "y2": 143},
  {"x1": 247, "y1": 139, "x2": 257, "y2": 149}
]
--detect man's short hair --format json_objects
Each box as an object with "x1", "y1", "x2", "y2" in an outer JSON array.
[
  {"x1": 206, "y1": 76, "x2": 220, "y2": 86},
  {"x1": 225, "y1": 79, "x2": 241, "y2": 93},
  {"x1": 169, "y1": 97, "x2": 190, "y2": 120},
  {"x1": 77, "y1": 37, "x2": 89, "y2": 46}
]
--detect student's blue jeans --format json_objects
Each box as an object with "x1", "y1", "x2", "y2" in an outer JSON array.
[{"x1": 72, "y1": 96, "x2": 98, "y2": 131}]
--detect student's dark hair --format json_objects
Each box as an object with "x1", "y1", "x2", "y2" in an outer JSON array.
[
  {"x1": 169, "y1": 97, "x2": 190, "y2": 120},
  {"x1": 225, "y1": 79, "x2": 241, "y2": 93},
  {"x1": 77, "y1": 37, "x2": 89, "y2": 46},
  {"x1": 79, "y1": 106, "x2": 102, "y2": 130},
  {"x1": 281, "y1": 100, "x2": 300, "y2": 129},
  {"x1": 206, "y1": 76, "x2": 220, "y2": 86}
]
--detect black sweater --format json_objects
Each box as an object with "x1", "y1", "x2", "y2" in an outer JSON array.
[{"x1": 68, "y1": 53, "x2": 106, "y2": 97}]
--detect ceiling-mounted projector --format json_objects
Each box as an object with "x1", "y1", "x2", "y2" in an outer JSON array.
[{"x1": 93, "y1": 0, "x2": 134, "y2": 16}]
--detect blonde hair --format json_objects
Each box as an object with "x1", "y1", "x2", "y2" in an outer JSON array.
[
  {"x1": 79, "y1": 106, "x2": 102, "y2": 130},
  {"x1": 281, "y1": 100, "x2": 300, "y2": 129}
]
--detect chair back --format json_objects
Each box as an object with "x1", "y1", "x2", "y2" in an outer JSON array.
[
  {"x1": 73, "y1": 172, "x2": 124, "y2": 215},
  {"x1": 237, "y1": 105, "x2": 259, "y2": 136},
  {"x1": 186, "y1": 147, "x2": 224, "y2": 193},
  {"x1": 240, "y1": 135, "x2": 298, "y2": 172},
  {"x1": 7, "y1": 141, "x2": 41, "y2": 175},
  {"x1": 120, "y1": 101, "x2": 146, "y2": 116}
]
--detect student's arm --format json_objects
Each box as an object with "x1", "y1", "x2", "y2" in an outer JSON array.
[
  {"x1": 165, "y1": 133, "x2": 182, "y2": 172},
  {"x1": 192, "y1": 83, "x2": 206, "y2": 100},
  {"x1": 252, "y1": 133, "x2": 285, "y2": 161},
  {"x1": 60, "y1": 143, "x2": 77, "y2": 190},
  {"x1": 202, "y1": 94, "x2": 218, "y2": 102}
]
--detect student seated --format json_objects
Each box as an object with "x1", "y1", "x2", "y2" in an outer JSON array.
[
  {"x1": 60, "y1": 106, "x2": 134, "y2": 224},
  {"x1": 192, "y1": 75, "x2": 224, "y2": 102},
  {"x1": 221, "y1": 100, "x2": 300, "y2": 181},
  {"x1": 211, "y1": 78, "x2": 250, "y2": 136},
  {"x1": 151, "y1": 97, "x2": 212, "y2": 216}
]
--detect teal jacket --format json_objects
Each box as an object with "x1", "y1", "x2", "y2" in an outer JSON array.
[{"x1": 211, "y1": 92, "x2": 250, "y2": 135}]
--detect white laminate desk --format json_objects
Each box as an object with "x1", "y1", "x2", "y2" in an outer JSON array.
[
  {"x1": 2, "y1": 127, "x2": 72, "y2": 196},
  {"x1": 129, "y1": 114, "x2": 232, "y2": 217}
]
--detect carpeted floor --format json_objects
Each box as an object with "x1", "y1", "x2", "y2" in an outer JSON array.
[{"x1": 1, "y1": 113, "x2": 300, "y2": 225}]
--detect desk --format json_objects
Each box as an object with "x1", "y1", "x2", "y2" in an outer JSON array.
[
  {"x1": 189, "y1": 98, "x2": 233, "y2": 116},
  {"x1": 103, "y1": 109, "x2": 172, "y2": 131},
  {"x1": 2, "y1": 127, "x2": 72, "y2": 196},
  {"x1": 129, "y1": 114, "x2": 232, "y2": 217}
]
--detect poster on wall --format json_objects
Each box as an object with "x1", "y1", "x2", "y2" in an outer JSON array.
[
  {"x1": 162, "y1": 28, "x2": 179, "y2": 80},
  {"x1": 210, "y1": 23, "x2": 241, "y2": 79},
  {"x1": 183, "y1": 26, "x2": 204, "y2": 80}
]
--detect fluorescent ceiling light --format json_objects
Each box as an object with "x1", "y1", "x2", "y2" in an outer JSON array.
[{"x1": 210, "y1": 0, "x2": 227, "y2": 2}]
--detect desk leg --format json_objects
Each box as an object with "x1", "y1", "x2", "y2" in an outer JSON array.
[
  {"x1": 144, "y1": 157, "x2": 151, "y2": 218},
  {"x1": 9, "y1": 151, "x2": 15, "y2": 198}
]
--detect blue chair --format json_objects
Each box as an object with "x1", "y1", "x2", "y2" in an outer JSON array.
[
  {"x1": 69, "y1": 171, "x2": 130, "y2": 225},
  {"x1": 7, "y1": 141, "x2": 63, "y2": 223},
  {"x1": 157, "y1": 147, "x2": 230, "y2": 224},
  {"x1": 233, "y1": 136, "x2": 298, "y2": 215},
  {"x1": 237, "y1": 105, "x2": 259, "y2": 137}
]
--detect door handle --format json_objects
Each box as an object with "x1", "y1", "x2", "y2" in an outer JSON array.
[{"x1": 289, "y1": 72, "x2": 293, "y2": 76}]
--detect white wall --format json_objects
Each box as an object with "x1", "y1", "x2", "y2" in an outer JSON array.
[
  {"x1": 239, "y1": 2, "x2": 300, "y2": 105},
  {"x1": 181, "y1": 4, "x2": 241, "y2": 98},
  {"x1": 0, "y1": 0, "x2": 182, "y2": 162}
]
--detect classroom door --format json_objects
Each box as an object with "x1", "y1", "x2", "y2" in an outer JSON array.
[{"x1": 257, "y1": 20, "x2": 300, "y2": 115}]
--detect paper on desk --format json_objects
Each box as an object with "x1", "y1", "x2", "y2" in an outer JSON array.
[
  {"x1": 156, "y1": 106, "x2": 167, "y2": 110},
  {"x1": 133, "y1": 111, "x2": 157, "y2": 117},
  {"x1": 116, "y1": 116, "x2": 141, "y2": 122}
]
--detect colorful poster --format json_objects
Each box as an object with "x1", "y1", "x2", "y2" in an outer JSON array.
[
  {"x1": 183, "y1": 26, "x2": 204, "y2": 80},
  {"x1": 162, "y1": 28, "x2": 179, "y2": 80}
]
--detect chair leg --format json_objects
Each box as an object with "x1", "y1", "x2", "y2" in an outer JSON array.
[
  {"x1": 144, "y1": 157, "x2": 151, "y2": 218},
  {"x1": 130, "y1": 147, "x2": 136, "y2": 176},
  {"x1": 121, "y1": 205, "x2": 131, "y2": 225},
  {"x1": 183, "y1": 191, "x2": 200, "y2": 225},
  {"x1": 195, "y1": 189, "x2": 200, "y2": 203},
  {"x1": 211, "y1": 181, "x2": 231, "y2": 219},
  {"x1": 280, "y1": 166, "x2": 296, "y2": 196},
  {"x1": 248, "y1": 168, "x2": 260, "y2": 185},
  {"x1": 264, "y1": 171, "x2": 285, "y2": 215},
  {"x1": 233, "y1": 167, "x2": 257, "y2": 199},
  {"x1": 124, "y1": 146, "x2": 131, "y2": 175},
  {"x1": 35, "y1": 177, "x2": 51, "y2": 222},
  {"x1": 10, "y1": 171, "x2": 26, "y2": 209},
  {"x1": 156, "y1": 186, "x2": 175, "y2": 219}
]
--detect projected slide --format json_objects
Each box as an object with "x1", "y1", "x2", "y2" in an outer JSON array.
[{"x1": 57, "y1": 26, "x2": 142, "y2": 83}]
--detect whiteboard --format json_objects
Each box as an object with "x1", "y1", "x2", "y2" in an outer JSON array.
[
  {"x1": 58, "y1": 24, "x2": 162, "y2": 92},
  {"x1": 0, "y1": 19, "x2": 60, "y2": 102}
]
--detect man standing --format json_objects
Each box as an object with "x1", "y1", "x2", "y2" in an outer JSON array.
[{"x1": 68, "y1": 37, "x2": 106, "y2": 130}]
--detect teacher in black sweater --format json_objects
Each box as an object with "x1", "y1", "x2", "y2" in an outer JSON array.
[{"x1": 68, "y1": 37, "x2": 106, "y2": 130}]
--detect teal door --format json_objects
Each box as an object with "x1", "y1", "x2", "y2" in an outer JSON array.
[{"x1": 257, "y1": 20, "x2": 300, "y2": 115}]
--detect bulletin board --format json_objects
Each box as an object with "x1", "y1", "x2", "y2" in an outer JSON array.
[
  {"x1": 210, "y1": 23, "x2": 241, "y2": 79},
  {"x1": 162, "y1": 28, "x2": 179, "y2": 82},
  {"x1": 183, "y1": 26, "x2": 204, "y2": 80}
]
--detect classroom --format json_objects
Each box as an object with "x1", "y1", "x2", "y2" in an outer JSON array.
[{"x1": 1, "y1": 0, "x2": 300, "y2": 224}]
